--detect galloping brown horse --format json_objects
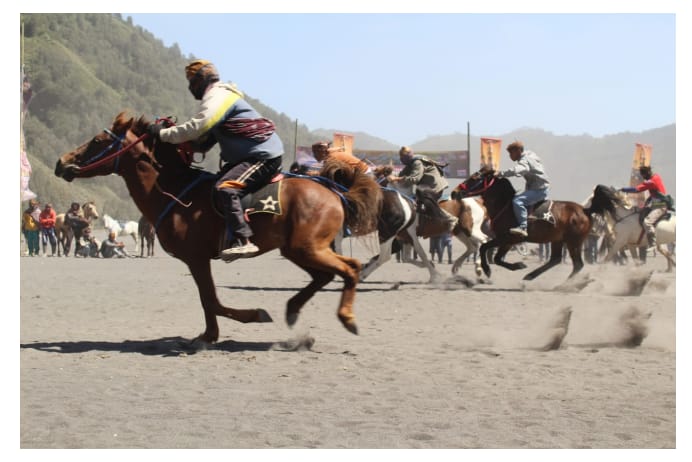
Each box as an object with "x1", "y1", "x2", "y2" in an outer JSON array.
[
  {"x1": 54, "y1": 112, "x2": 382, "y2": 345},
  {"x1": 456, "y1": 168, "x2": 609, "y2": 281}
]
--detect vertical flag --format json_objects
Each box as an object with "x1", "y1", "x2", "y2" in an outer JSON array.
[
  {"x1": 333, "y1": 133, "x2": 354, "y2": 158},
  {"x1": 629, "y1": 143, "x2": 653, "y2": 207},
  {"x1": 480, "y1": 137, "x2": 502, "y2": 171},
  {"x1": 20, "y1": 70, "x2": 36, "y2": 202}
]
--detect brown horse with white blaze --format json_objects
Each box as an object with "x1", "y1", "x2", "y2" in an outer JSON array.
[{"x1": 54, "y1": 112, "x2": 382, "y2": 345}]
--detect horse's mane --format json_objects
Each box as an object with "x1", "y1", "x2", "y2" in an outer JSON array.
[
  {"x1": 319, "y1": 159, "x2": 383, "y2": 235},
  {"x1": 585, "y1": 184, "x2": 621, "y2": 218}
]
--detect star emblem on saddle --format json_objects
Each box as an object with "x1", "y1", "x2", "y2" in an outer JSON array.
[
  {"x1": 542, "y1": 211, "x2": 554, "y2": 222},
  {"x1": 260, "y1": 195, "x2": 278, "y2": 212}
]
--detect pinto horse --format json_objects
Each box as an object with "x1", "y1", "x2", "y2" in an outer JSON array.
[
  {"x1": 373, "y1": 165, "x2": 489, "y2": 278},
  {"x1": 456, "y1": 168, "x2": 610, "y2": 281},
  {"x1": 54, "y1": 112, "x2": 382, "y2": 345}
]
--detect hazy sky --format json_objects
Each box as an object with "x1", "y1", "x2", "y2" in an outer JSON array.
[{"x1": 124, "y1": 12, "x2": 676, "y2": 145}]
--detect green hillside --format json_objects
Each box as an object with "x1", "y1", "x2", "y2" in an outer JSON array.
[{"x1": 20, "y1": 13, "x2": 322, "y2": 219}]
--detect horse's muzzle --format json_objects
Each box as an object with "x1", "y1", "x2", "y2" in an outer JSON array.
[{"x1": 54, "y1": 160, "x2": 78, "y2": 182}]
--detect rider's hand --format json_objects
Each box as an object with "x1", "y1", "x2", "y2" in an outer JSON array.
[{"x1": 147, "y1": 123, "x2": 164, "y2": 140}]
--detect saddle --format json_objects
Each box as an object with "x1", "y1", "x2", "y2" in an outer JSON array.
[
  {"x1": 527, "y1": 200, "x2": 556, "y2": 226},
  {"x1": 212, "y1": 173, "x2": 285, "y2": 218}
]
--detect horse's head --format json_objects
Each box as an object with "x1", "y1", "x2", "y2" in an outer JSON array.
[
  {"x1": 457, "y1": 168, "x2": 496, "y2": 196},
  {"x1": 82, "y1": 201, "x2": 99, "y2": 221},
  {"x1": 54, "y1": 112, "x2": 177, "y2": 182}
]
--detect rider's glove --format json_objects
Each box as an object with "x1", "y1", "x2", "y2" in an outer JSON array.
[{"x1": 147, "y1": 123, "x2": 164, "y2": 140}]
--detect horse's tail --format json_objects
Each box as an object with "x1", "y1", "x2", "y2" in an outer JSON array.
[{"x1": 320, "y1": 159, "x2": 383, "y2": 235}]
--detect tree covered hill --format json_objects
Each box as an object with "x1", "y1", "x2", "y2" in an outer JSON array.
[{"x1": 21, "y1": 13, "x2": 323, "y2": 219}]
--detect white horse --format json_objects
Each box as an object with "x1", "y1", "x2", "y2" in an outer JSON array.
[
  {"x1": 591, "y1": 186, "x2": 675, "y2": 272},
  {"x1": 103, "y1": 214, "x2": 139, "y2": 248}
]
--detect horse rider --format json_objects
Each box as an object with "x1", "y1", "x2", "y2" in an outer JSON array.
[
  {"x1": 147, "y1": 59, "x2": 283, "y2": 259},
  {"x1": 65, "y1": 202, "x2": 90, "y2": 255},
  {"x1": 495, "y1": 141, "x2": 550, "y2": 238},
  {"x1": 386, "y1": 146, "x2": 458, "y2": 231},
  {"x1": 311, "y1": 141, "x2": 369, "y2": 174},
  {"x1": 620, "y1": 165, "x2": 669, "y2": 250}
]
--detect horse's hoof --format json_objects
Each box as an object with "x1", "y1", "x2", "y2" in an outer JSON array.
[
  {"x1": 286, "y1": 312, "x2": 299, "y2": 327},
  {"x1": 517, "y1": 262, "x2": 527, "y2": 270},
  {"x1": 339, "y1": 314, "x2": 359, "y2": 335},
  {"x1": 256, "y1": 309, "x2": 273, "y2": 323}
]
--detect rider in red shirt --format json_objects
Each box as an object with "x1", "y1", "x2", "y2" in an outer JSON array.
[{"x1": 621, "y1": 165, "x2": 669, "y2": 248}]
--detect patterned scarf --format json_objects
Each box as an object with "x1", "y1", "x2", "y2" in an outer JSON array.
[{"x1": 223, "y1": 118, "x2": 276, "y2": 142}]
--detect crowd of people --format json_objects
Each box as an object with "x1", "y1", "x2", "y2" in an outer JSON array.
[{"x1": 21, "y1": 199, "x2": 132, "y2": 259}]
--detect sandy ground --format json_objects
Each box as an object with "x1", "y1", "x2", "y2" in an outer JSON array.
[{"x1": 19, "y1": 236, "x2": 676, "y2": 449}]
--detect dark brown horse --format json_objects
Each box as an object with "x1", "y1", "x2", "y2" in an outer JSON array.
[
  {"x1": 138, "y1": 215, "x2": 155, "y2": 258},
  {"x1": 455, "y1": 168, "x2": 609, "y2": 281},
  {"x1": 54, "y1": 112, "x2": 382, "y2": 345}
]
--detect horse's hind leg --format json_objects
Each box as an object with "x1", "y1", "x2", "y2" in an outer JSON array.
[{"x1": 284, "y1": 248, "x2": 361, "y2": 334}]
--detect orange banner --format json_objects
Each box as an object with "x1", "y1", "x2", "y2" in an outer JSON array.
[
  {"x1": 333, "y1": 133, "x2": 354, "y2": 158},
  {"x1": 632, "y1": 143, "x2": 652, "y2": 169},
  {"x1": 629, "y1": 143, "x2": 653, "y2": 205},
  {"x1": 480, "y1": 137, "x2": 502, "y2": 171}
]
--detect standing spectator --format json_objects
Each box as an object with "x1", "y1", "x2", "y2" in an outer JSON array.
[
  {"x1": 100, "y1": 232, "x2": 130, "y2": 258},
  {"x1": 39, "y1": 203, "x2": 57, "y2": 257},
  {"x1": 65, "y1": 202, "x2": 90, "y2": 256},
  {"x1": 537, "y1": 242, "x2": 551, "y2": 262},
  {"x1": 439, "y1": 232, "x2": 454, "y2": 264},
  {"x1": 429, "y1": 236, "x2": 441, "y2": 263},
  {"x1": 22, "y1": 199, "x2": 41, "y2": 256},
  {"x1": 584, "y1": 213, "x2": 606, "y2": 264}
]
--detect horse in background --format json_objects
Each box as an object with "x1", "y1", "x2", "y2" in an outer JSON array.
[
  {"x1": 138, "y1": 215, "x2": 155, "y2": 257},
  {"x1": 55, "y1": 111, "x2": 382, "y2": 344},
  {"x1": 589, "y1": 185, "x2": 676, "y2": 272},
  {"x1": 54, "y1": 201, "x2": 99, "y2": 256},
  {"x1": 456, "y1": 168, "x2": 611, "y2": 281},
  {"x1": 103, "y1": 214, "x2": 139, "y2": 248},
  {"x1": 374, "y1": 165, "x2": 489, "y2": 278}
]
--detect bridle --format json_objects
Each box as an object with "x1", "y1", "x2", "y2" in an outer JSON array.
[{"x1": 77, "y1": 128, "x2": 149, "y2": 173}]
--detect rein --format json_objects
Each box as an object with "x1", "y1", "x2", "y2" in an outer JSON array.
[{"x1": 78, "y1": 129, "x2": 149, "y2": 173}]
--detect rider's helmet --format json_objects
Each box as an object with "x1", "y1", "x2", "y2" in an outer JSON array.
[
  {"x1": 506, "y1": 141, "x2": 524, "y2": 153},
  {"x1": 185, "y1": 59, "x2": 220, "y2": 100},
  {"x1": 639, "y1": 165, "x2": 652, "y2": 179},
  {"x1": 399, "y1": 146, "x2": 414, "y2": 165}
]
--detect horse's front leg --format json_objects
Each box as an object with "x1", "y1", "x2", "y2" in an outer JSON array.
[
  {"x1": 186, "y1": 259, "x2": 273, "y2": 345},
  {"x1": 479, "y1": 240, "x2": 497, "y2": 277},
  {"x1": 492, "y1": 241, "x2": 527, "y2": 271},
  {"x1": 524, "y1": 241, "x2": 564, "y2": 280}
]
